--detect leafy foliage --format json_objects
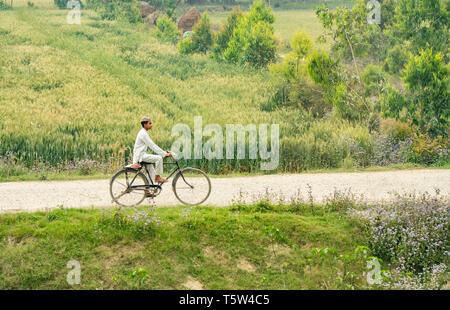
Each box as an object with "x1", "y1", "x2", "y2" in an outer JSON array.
[
  {"x1": 307, "y1": 51, "x2": 368, "y2": 121},
  {"x1": 88, "y1": 0, "x2": 142, "y2": 23},
  {"x1": 155, "y1": 15, "x2": 181, "y2": 45},
  {"x1": 383, "y1": 45, "x2": 409, "y2": 74},
  {"x1": 213, "y1": 7, "x2": 244, "y2": 59},
  {"x1": 0, "y1": 1, "x2": 11, "y2": 10},
  {"x1": 389, "y1": 0, "x2": 449, "y2": 56},
  {"x1": 178, "y1": 12, "x2": 214, "y2": 54},
  {"x1": 382, "y1": 49, "x2": 449, "y2": 138},
  {"x1": 361, "y1": 64, "x2": 387, "y2": 96},
  {"x1": 222, "y1": 0, "x2": 277, "y2": 67}
]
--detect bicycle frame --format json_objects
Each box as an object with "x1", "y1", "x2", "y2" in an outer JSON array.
[{"x1": 127, "y1": 160, "x2": 193, "y2": 191}]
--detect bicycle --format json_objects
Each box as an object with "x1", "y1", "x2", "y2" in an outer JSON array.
[{"x1": 109, "y1": 156, "x2": 211, "y2": 207}]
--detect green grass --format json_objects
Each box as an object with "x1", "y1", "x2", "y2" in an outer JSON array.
[{"x1": 0, "y1": 202, "x2": 365, "y2": 289}]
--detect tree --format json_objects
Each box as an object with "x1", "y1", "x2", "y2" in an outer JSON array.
[
  {"x1": 389, "y1": 0, "x2": 449, "y2": 56},
  {"x1": 316, "y1": 0, "x2": 393, "y2": 75},
  {"x1": 213, "y1": 7, "x2": 244, "y2": 59},
  {"x1": 223, "y1": 0, "x2": 276, "y2": 68},
  {"x1": 382, "y1": 48, "x2": 449, "y2": 137}
]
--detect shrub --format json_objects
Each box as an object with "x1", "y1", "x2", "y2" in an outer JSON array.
[
  {"x1": 380, "y1": 118, "x2": 414, "y2": 143},
  {"x1": 307, "y1": 51, "x2": 362, "y2": 120},
  {"x1": 178, "y1": 37, "x2": 196, "y2": 54},
  {"x1": 94, "y1": 0, "x2": 142, "y2": 23},
  {"x1": 178, "y1": 12, "x2": 214, "y2": 54},
  {"x1": 383, "y1": 49, "x2": 449, "y2": 138},
  {"x1": 0, "y1": 1, "x2": 11, "y2": 10},
  {"x1": 54, "y1": 0, "x2": 84, "y2": 9},
  {"x1": 213, "y1": 7, "x2": 244, "y2": 59},
  {"x1": 348, "y1": 192, "x2": 450, "y2": 274},
  {"x1": 155, "y1": 15, "x2": 180, "y2": 45},
  {"x1": 223, "y1": 0, "x2": 276, "y2": 67},
  {"x1": 410, "y1": 133, "x2": 449, "y2": 165},
  {"x1": 307, "y1": 51, "x2": 340, "y2": 87},
  {"x1": 369, "y1": 134, "x2": 413, "y2": 166},
  {"x1": 290, "y1": 31, "x2": 313, "y2": 60},
  {"x1": 361, "y1": 64, "x2": 387, "y2": 96},
  {"x1": 383, "y1": 45, "x2": 409, "y2": 74},
  {"x1": 54, "y1": 0, "x2": 68, "y2": 9},
  {"x1": 402, "y1": 48, "x2": 449, "y2": 138}
]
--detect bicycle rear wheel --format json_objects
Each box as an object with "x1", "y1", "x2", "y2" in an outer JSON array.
[
  {"x1": 110, "y1": 169, "x2": 148, "y2": 207},
  {"x1": 172, "y1": 167, "x2": 211, "y2": 205}
]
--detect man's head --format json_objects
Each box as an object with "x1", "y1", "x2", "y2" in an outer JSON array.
[{"x1": 140, "y1": 116, "x2": 152, "y2": 130}]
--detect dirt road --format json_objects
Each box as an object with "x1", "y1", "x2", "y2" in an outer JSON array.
[{"x1": 0, "y1": 169, "x2": 449, "y2": 213}]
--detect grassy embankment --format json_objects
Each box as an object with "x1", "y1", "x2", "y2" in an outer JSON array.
[{"x1": 0, "y1": 199, "x2": 365, "y2": 289}]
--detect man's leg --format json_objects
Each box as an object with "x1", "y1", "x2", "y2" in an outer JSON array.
[{"x1": 141, "y1": 154, "x2": 167, "y2": 183}]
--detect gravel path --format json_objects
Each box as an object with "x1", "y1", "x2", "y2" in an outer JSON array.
[{"x1": 0, "y1": 169, "x2": 449, "y2": 213}]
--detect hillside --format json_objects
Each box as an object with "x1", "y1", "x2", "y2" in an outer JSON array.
[{"x1": 0, "y1": 6, "x2": 375, "y2": 174}]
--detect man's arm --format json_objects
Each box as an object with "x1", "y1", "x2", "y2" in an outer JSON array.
[{"x1": 142, "y1": 131, "x2": 167, "y2": 157}]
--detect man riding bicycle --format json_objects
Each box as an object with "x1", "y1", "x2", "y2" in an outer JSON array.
[{"x1": 129, "y1": 116, "x2": 172, "y2": 185}]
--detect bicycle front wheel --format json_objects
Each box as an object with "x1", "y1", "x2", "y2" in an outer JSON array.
[
  {"x1": 172, "y1": 168, "x2": 211, "y2": 205},
  {"x1": 110, "y1": 169, "x2": 148, "y2": 207}
]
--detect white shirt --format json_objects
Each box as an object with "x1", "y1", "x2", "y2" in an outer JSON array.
[{"x1": 132, "y1": 128, "x2": 166, "y2": 163}]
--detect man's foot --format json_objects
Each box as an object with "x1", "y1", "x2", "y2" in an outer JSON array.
[{"x1": 155, "y1": 176, "x2": 168, "y2": 183}]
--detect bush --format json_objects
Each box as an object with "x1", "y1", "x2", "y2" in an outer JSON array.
[
  {"x1": 94, "y1": 0, "x2": 142, "y2": 23},
  {"x1": 54, "y1": 0, "x2": 84, "y2": 9},
  {"x1": 290, "y1": 31, "x2": 313, "y2": 60},
  {"x1": 178, "y1": 12, "x2": 214, "y2": 54},
  {"x1": 369, "y1": 133, "x2": 413, "y2": 166},
  {"x1": 178, "y1": 37, "x2": 196, "y2": 54},
  {"x1": 348, "y1": 192, "x2": 450, "y2": 273},
  {"x1": 155, "y1": 15, "x2": 180, "y2": 45},
  {"x1": 380, "y1": 118, "x2": 414, "y2": 143},
  {"x1": 213, "y1": 7, "x2": 244, "y2": 59},
  {"x1": 383, "y1": 45, "x2": 409, "y2": 74},
  {"x1": 222, "y1": 0, "x2": 277, "y2": 68},
  {"x1": 361, "y1": 64, "x2": 387, "y2": 96},
  {"x1": 383, "y1": 49, "x2": 449, "y2": 138},
  {"x1": 307, "y1": 51, "x2": 362, "y2": 120},
  {"x1": 54, "y1": 0, "x2": 68, "y2": 9},
  {"x1": 403, "y1": 48, "x2": 449, "y2": 138},
  {"x1": 0, "y1": 1, "x2": 11, "y2": 10},
  {"x1": 410, "y1": 133, "x2": 449, "y2": 165}
]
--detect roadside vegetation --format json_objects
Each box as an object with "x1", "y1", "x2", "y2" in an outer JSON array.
[{"x1": 0, "y1": 188, "x2": 447, "y2": 289}]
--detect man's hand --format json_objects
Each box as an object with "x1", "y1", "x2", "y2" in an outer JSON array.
[{"x1": 165, "y1": 152, "x2": 173, "y2": 157}]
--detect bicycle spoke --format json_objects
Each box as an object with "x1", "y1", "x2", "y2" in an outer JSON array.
[
  {"x1": 173, "y1": 168, "x2": 211, "y2": 205},
  {"x1": 110, "y1": 170, "x2": 147, "y2": 207}
]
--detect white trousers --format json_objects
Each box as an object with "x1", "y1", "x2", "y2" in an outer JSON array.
[{"x1": 141, "y1": 154, "x2": 163, "y2": 176}]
